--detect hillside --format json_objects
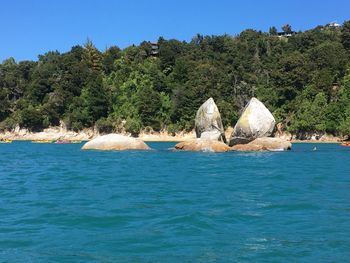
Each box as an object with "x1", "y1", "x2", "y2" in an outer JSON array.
[{"x1": 1, "y1": 22, "x2": 350, "y2": 139}]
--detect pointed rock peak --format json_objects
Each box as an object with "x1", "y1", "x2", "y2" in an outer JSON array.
[
  {"x1": 200, "y1": 97, "x2": 216, "y2": 114},
  {"x1": 229, "y1": 97, "x2": 275, "y2": 146},
  {"x1": 195, "y1": 98, "x2": 226, "y2": 142}
]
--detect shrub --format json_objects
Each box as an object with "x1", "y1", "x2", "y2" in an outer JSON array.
[
  {"x1": 0, "y1": 117, "x2": 17, "y2": 131},
  {"x1": 125, "y1": 117, "x2": 141, "y2": 137},
  {"x1": 95, "y1": 118, "x2": 114, "y2": 134},
  {"x1": 19, "y1": 107, "x2": 47, "y2": 132}
]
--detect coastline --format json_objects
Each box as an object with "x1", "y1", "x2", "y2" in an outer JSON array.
[
  {"x1": 0, "y1": 126, "x2": 344, "y2": 143},
  {"x1": 0, "y1": 126, "x2": 197, "y2": 142}
]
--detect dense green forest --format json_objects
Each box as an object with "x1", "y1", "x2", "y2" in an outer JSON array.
[{"x1": 1, "y1": 22, "x2": 350, "y2": 137}]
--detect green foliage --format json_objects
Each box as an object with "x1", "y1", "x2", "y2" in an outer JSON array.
[
  {"x1": 95, "y1": 117, "x2": 115, "y2": 134},
  {"x1": 84, "y1": 39, "x2": 103, "y2": 72},
  {"x1": 269, "y1": 26, "x2": 278, "y2": 35},
  {"x1": 1, "y1": 22, "x2": 350, "y2": 137},
  {"x1": 81, "y1": 73, "x2": 109, "y2": 123},
  {"x1": 340, "y1": 105, "x2": 350, "y2": 135},
  {"x1": 19, "y1": 106, "x2": 48, "y2": 132},
  {"x1": 289, "y1": 92, "x2": 328, "y2": 133},
  {"x1": 341, "y1": 20, "x2": 350, "y2": 50},
  {"x1": 125, "y1": 117, "x2": 141, "y2": 136},
  {"x1": 0, "y1": 117, "x2": 17, "y2": 131}
]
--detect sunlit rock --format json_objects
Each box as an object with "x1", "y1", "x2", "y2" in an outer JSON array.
[
  {"x1": 175, "y1": 139, "x2": 230, "y2": 152},
  {"x1": 231, "y1": 137, "x2": 291, "y2": 151},
  {"x1": 249, "y1": 137, "x2": 291, "y2": 151},
  {"x1": 229, "y1": 98, "x2": 275, "y2": 146},
  {"x1": 195, "y1": 98, "x2": 226, "y2": 142},
  {"x1": 82, "y1": 134, "x2": 150, "y2": 151}
]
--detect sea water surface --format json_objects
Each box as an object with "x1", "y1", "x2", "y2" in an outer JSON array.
[{"x1": 0, "y1": 142, "x2": 350, "y2": 262}]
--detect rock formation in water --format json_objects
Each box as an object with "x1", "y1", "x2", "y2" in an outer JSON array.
[
  {"x1": 231, "y1": 143, "x2": 267, "y2": 152},
  {"x1": 195, "y1": 98, "x2": 226, "y2": 142},
  {"x1": 229, "y1": 97, "x2": 275, "y2": 146},
  {"x1": 251, "y1": 137, "x2": 291, "y2": 151},
  {"x1": 82, "y1": 134, "x2": 150, "y2": 151},
  {"x1": 231, "y1": 137, "x2": 292, "y2": 151},
  {"x1": 175, "y1": 139, "x2": 231, "y2": 152}
]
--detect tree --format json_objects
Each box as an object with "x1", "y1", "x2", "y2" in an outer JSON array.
[
  {"x1": 269, "y1": 26, "x2": 278, "y2": 35},
  {"x1": 282, "y1": 24, "x2": 292, "y2": 34},
  {"x1": 0, "y1": 23, "x2": 350, "y2": 136},
  {"x1": 81, "y1": 73, "x2": 109, "y2": 125},
  {"x1": 102, "y1": 46, "x2": 121, "y2": 74},
  {"x1": 84, "y1": 39, "x2": 102, "y2": 72},
  {"x1": 341, "y1": 20, "x2": 350, "y2": 50},
  {"x1": 289, "y1": 92, "x2": 328, "y2": 133},
  {"x1": 19, "y1": 106, "x2": 47, "y2": 131},
  {"x1": 137, "y1": 84, "x2": 162, "y2": 130}
]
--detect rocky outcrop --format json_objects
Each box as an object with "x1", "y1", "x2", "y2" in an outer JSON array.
[
  {"x1": 250, "y1": 137, "x2": 291, "y2": 151},
  {"x1": 229, "y1": 97, "x2": 275, "y2": 146},
  {"x1": 0, "y1": 126, "x2": 95, "y2": 141},
  {"x1": 231, "y1": 143, "x2": 267, "y2": 152},
  {"x1": 232, "y1": 137, "x2": 291, "y2": 151},
  {"x1": 82, "y1": 134, "x2": 150, "y2": 151},
  {"x1": 195, "y1": 98, "x2": 226, "y2": 142},
  {"x1": 175, "y1": 139, "x2": 230, "y2": 152},
  {"x1": 199, "y1": 130, "x2": 222, "y2": 140}
]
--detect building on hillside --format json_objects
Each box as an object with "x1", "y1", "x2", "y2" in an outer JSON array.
[
  {"x1": 150, "y1": 42, "x2": 159, "y2": 56},
  {"x1": 277, "y1": 31, "x2": 297, "y2": 38},
  {"x1": 327, "y1": 22, "x2": 341, "y2": 28}
]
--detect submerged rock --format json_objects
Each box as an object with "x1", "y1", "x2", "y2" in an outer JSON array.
[
  {"x1": 229, "y1": 97, "x2": 275, "y2": 146},
  {"x1": 82, "y1": 134, "x2": 150, "y2": 151},
  {"x1": 231, "y1": 137, "x2": 291, "y2": 151},
  {"x1": 175, "y1": 139, "x2": 230, "y2": 152},
  {"x1": 195, "y1": 98, "x2": 226, "y2": 142}
]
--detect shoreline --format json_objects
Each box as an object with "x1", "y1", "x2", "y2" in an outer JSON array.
[
  {"x1": 2, "y1": 140, "x2": 343, "y2": 143},
  {"x1": 290, "y1": 140, "x2": 341, "y2": 144},
  {"x1": 0, "y1": 127, "x2": 345, "y2": 143},
  {"x1": 0, "y1": 127, "x2": 197, "y2": 143}
]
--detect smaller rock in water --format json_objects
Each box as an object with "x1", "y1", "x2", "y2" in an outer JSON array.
[
  {"x1": 195, "y1": 98, "x2": 226, "y2": 142},
  {"x1": 249, "y1": 137, "x2": 291, "y2": 151},
  {"x1": 175, "y1": 139, "x2": 230, "y2": 152},
  {"x1": 231, "y1": 144, "x2": 267, "y2": 152},
  {"x1": 231, "y1": 137, "x2": 291, "y2": 151},
  {"x1": 229, "y1": 97, "x2": 275, "y2": 146},
  {"x1": 82, "y1": 134, "x2": 150, "y2": 151}
]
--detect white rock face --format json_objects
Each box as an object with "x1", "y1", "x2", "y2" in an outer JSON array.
[
  {"x1": 82, "y1": 134, "x2": 150, "y2": 151},
  {"x1": 195, "y1": 98, "x2": 226, "y2": 142},
  {"x1": 200, "y1": 130, "x2": 222, "y2": 140},
  {"x1": 229, "y1": 98, "x2": 275, "y2": 146}
]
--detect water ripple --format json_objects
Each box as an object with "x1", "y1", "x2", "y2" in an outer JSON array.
[{"x1": 0, "y1": 142, "x2": 350, "y2": 262}]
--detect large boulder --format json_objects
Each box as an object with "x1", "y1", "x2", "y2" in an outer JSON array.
[
  {"x1": 82, "y1": 134, "x2": 150, "y2": 151},
  {"x1": 229, "y1": 97, "x2": 275, "y2": 146},
  {"x1": 175, "y1": 139, "x2": 230, "y2": 152},
  {"x1": 231, "y1": 137, "x2": 291, "y2": 151},
  {"x1": 195, "y1": 98, "x2": 226, "y2": 142}
]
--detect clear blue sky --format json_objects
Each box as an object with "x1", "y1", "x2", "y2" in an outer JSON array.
[{"x1": 1, "y1": 0, "x2": 349, "y2": 62}]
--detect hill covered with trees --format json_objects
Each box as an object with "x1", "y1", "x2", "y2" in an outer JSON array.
[{"x1": 1, "y1": 22, "x2": 350, "y2": 138}]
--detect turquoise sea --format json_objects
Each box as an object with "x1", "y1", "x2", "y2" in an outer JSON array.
[{"x1": 0, "y1": 142, "x2": 350, "y2": 262}]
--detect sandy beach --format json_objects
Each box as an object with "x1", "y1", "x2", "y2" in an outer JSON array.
[
  {"x1": 0, "y1": 126, "x2": 197, "y2": 142},
  {"x1": 0, "y1": 126, "x2": 344, "y2": 143}
]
